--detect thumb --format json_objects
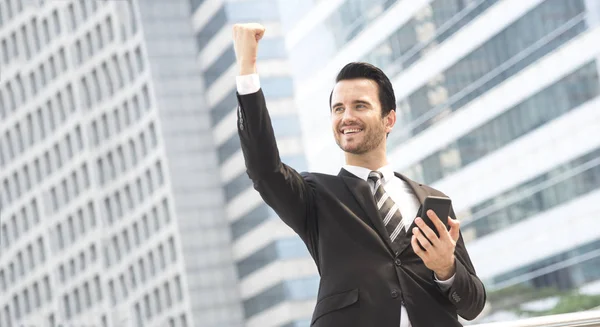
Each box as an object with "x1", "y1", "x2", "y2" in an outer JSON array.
[
  {"x1": 255, "y1": 28, "x2": 265, "y2": 41},
  {"x1": 448, "y1": 218, "x2": 460, "y2": 242}
]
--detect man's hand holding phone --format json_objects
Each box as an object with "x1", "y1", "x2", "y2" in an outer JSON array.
[{"x1": 411, "y1": 209, "x2": 461, "y2": 281}]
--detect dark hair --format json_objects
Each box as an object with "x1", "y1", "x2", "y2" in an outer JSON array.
[{"x1": 329, "y1": 62, "x2": 396, "y2": 117}]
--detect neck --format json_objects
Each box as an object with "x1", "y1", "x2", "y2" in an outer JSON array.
[{"x1": 344, "y1": 147, "x2": 388, "y2": 171}]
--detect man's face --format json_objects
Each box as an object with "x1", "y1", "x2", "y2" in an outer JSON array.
[{"x1": 330, "y1": 79, "x2": 394, "y2": 155}]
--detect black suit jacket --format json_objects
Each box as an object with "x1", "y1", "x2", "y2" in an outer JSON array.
[{"x1": 236, "y1": 89, "x2": 486, "y2": 327}]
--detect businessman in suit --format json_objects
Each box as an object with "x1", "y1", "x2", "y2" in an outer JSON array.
[{"x1": 233, "y1": 23, "x2": 486, "y2": 327}]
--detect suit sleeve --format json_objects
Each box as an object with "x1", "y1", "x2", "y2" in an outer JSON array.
[
  {"x1": 236, "y1": 89, "x2": 319, "y2": 260},
  {"x1": 446, "y1": 205, "x2": 487, "y2": 320}
]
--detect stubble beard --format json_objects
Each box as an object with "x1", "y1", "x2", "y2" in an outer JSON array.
[{"x1": 336, "y1": 123, "x2": 386, "y2": 155}]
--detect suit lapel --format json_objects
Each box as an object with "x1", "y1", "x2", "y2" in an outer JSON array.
[
  {"x1": 394, "y1": 172, "x2": 430, "y2": 254},
  {"x1": 337, "y1": 169, "x2": 432, "y2": 256},
  {"x1": 339, "y1": 168, "x2": 396, "y2": 256}
]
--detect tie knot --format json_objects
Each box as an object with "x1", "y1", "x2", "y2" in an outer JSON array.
[{"x1": 368, "y1": 171, "x2": 383, "y2": 183}]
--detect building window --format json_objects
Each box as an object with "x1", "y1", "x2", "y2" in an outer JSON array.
[
  {"x1": 88, "y1": 201, "x2": 96, "y2": 227},
  {"x1": 68, "y1": 216, "x2": 75, "y2": 243},
  {"x1": 66, "y1": 84, "x2": 76, "y2": 113},
  {"x1": 109, "y1": 280, "x2": 116, "y2": 305},
  {"x1": 84, "y1": 282, "x2": 92, "y2": 307},
  {"x1": 91, "y1": 121, "x2": 99, "y2": 145},
  {"x1": 132, "y1": 95, "x2": 141, "y2": 119},
  {"x1": 13, "y1": 295, "x2": 20, "y2": 319},
  {"x1": 134, "y1": 47, "x2": 143, "y2": 73},
  {"x1": 68, "y1": 4, "x2": 76, "y2": 30},
  {"x1": 124, "y1": 53, "x2": 135, "y2": 82},
  {"x1": 56, "y1": 224, "x2": 64, "y2": 249},
  {"x1": 118, "y1": 146, "x2": 127, "y2": 173},
  {"x1": 129, "y1": 266, "x2": 137, "y2": 289},
  {"x1": 158, "y1": 245, "x2": 166, "y2": 269},
  {"x1": 175, "y1": 276, "x2": 183, "y2": 301},
  {"x1": 164, "y1": 282, "x2": 172, "y2": 307},
  {"x1": 142, "y1": 85, "x2": 150, "y2": 110},
  {"x1": 120, "y1": 274, "x2": 128, "y2": 298},
  {"x1": 70, "y1": 259, "x2": 75, "y2": 277},
  {"x1": 104, "y1": 198, "x2": 112, "y2": 224},
  {"x1": 43, "y1": 276, "x2": 52, "y2": 301},
  {"x1": 26, "y1": 245, "x2": 34, "y2": 271},
  {"x1": 77, "y1": 209, "x2": 85, "y2": 234},
  {"x1": 142, "y1": 215, "x2": 149, "y2": 239},
  {"x1": 94, "y1": 275, "x2": 102, "y2": 300},
  {"x1": 113, "y1": 235, "x2": 121, "y2": 262},
  {"x1": 136, "y1": 178, "x2": 143, "y2": 203},
  {"x1": 138, "y1": 259, "x2": 146, "y2": 282},
  {"x1": 154, "y1": 288, "x2": 161, "y2": 313},
  {"x1": 144, "y1": 295, "x2": 151, "y2": 319},
  {"x1": 91, "y1": 244, "x2": 97, "y2": 262},
  {"x1": 33, "y1": 282, "x2": 41, "y2": 308},
  {"x1": 133, "y1": 222, "x2": 140, "y2": 245},
  {"x1": 135, "y1": 303, "x2": 142, "y2": 327},
  {"x1": 74, "y1": 288, "x2": 81, "y2": 313},
  {"x1": 115, "y1": 191, "x2": 123, "y2": 219},
  {"x1": 59, "y1": 265, "x2": 66, "y2": 282},
  {"x1": 168, "y1": 237, "x2": 176, "y2": 262},
  {"x1": 113, "y1": 109, "x2": 121, "y2": 135},
  {"x1": 63, "y1": 295, "x2": 71, "y2": 318},
  {"x1": 38, "y1": 237, "x2": 45, "y2": 262},
  {"x1": 81, "y1": 77, "x2": 91, "y2": 107},
  {"x1": 102, "y1": 62, "x2": 113, "y2": 95},
  {"x1": 148, "y1": 252, "x2": 155, "y2": 276},
  {"x1": 106, "y1": 17, "x2": 114, "y2": 41},
  {"x1": 162, "y1": 199, "x2": 170, "y2": 223},
  {"x1": 123, "y1": 230, "x2": 131, "y2": 253}
]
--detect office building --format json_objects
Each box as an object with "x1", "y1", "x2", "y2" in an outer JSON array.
[
  {"x1": 191, "y1": 0, "x2": 317, "y2": 326},
  {"x1": 286, "y1": 0, "x2": 600, "y2": 319},
  {"x1": 136, "y1": 0, "x2": 244, "y2": 326},
  {"x1": 0, "y1": 0, "x2": 232, "y2": 326}
]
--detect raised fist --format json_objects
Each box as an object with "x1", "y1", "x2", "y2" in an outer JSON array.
[{"x1": 232, "y1": 23, "x2": 265, "y2": 75}]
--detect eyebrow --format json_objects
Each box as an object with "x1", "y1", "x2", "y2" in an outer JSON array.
[{"x1": 332, "y1": 100, "x2": 372, "y2": 108}]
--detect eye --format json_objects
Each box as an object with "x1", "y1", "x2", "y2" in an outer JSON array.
[
  {"x1": 356, "y1": 104, "x2": 367, "y2": 109},
  {"x1": 334, "y1": 107, "x2": 344, "y2": 113}
]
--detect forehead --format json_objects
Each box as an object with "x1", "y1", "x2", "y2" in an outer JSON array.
[{"x1": 331, "y1": 79, "x2": 379, "y2": 103}]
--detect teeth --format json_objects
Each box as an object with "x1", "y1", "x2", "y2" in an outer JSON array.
[{"x1": 344, "y1": 129, "x2": 362, "y2": 134}]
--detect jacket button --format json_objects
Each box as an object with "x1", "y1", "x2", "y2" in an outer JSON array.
[
  {"x1": 391, "y1": 289, "x2": 399, "y2": 299},
  {"x1": 394, "y1": 258, "x2": 401, "y2": 266},
  {"x1": 452, "y1": 292, "x2": 461, "y2": 303}
]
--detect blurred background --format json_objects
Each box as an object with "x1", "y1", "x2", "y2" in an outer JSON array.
[{"x1": 1, "y1": 0, "x2": 599, "y2": 326}]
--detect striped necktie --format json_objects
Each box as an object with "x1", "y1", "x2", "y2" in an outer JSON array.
[{"x1": 368, "y1": 171, "x2": 406, "y2": 242}]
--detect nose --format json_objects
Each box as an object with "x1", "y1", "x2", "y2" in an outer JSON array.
[{"x1": 341, "y1": 108, "x2": 357, "y2": 123}]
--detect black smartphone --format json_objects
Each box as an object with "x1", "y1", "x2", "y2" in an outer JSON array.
[{"x1": 418, "y1": 196, "x2": 452, "y2": 238}]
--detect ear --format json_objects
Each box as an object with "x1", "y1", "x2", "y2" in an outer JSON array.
[{"x1": 384, "y1": 109, "x2": 396, "y2": 133}]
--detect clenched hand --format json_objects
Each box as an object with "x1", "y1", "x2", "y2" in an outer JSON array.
[{"x1": 232, "y1": 23, "x2": 265, "y2": 75}]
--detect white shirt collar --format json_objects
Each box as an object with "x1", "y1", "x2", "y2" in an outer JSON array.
[{"x1": 342, "y1": 164, "x2": 395, "y2": 182}]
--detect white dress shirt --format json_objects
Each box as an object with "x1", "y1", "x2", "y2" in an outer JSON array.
[{"x1": 236, "y1": 74, "x2": 454, "y2": 327}]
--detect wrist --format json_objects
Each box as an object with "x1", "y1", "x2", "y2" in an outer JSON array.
[
  {"x1": 238, "y1": 59, "x2": 257, "y2": 75},
  {"x1": 435, "y1": 258, "x2": 456, "y2": 281}
]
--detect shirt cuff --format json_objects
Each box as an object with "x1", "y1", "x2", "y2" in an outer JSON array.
[
  {"x1": 434, "y1": 273, "x2": 455, "y2": 291},
  {"x1": 236, "y1": 74, "x2": 260, "y2": 95}
]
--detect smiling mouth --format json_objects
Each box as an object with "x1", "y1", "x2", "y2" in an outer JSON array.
[{"x1": 342, "y1": 128, "x2": 363, "y2": 135}]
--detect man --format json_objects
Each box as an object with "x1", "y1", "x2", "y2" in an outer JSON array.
[{"x1": 233, "y1": 23, "x2": 486, "y2": 327}]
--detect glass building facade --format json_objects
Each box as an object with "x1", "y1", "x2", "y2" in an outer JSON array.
[
  {"x1": 191, "y1": 0, "x2": 315, "y2": 326},
  {"x1": 287, "y1": 0, "x2": 600, "y2": 322},
  {"x1": 0, "y1": 0, "x2": 228, "y2": 326}
]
